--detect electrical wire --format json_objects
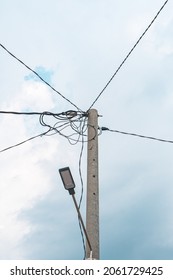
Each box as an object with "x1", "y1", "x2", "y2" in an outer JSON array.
[
  {"x1": 0, "y1": 110, "x2": 90, "y2": 153},
  {"x1": 78, "y1": 117, "x2": 88, "y2": 209},
  {"x1": 0, "y1": 109, "x2": 89, "y2": 143},
  {"x1": 0, "y1": 110, "x2": 41, "y2": 115},
  {"x1": 39, "y1": 111, "x2": 89, "y2": 145},
  {"x1": 78, "y1": 116, "x2": 88, "y2": 259},
  {"x1": 100, "y1": 126, "x2": 173, "y2": 144},
  {"x1": 0, "y1": 109, "x2": 89, "y2": 147},
  {"x1": 78, "y1": 217, "x2": 86, "y2": 260},
  {"x1": 0, "y1": 43, "x2": 82, "y2": 112},
  {"x1": 0, "y1": 129, "x2": 51, "y2": 153},
  {"x1": 0, "y1": 110, "x2": 65, "y2": 116},
  {"x1": 88, "y1": 0, "x2": 169, "y2": 110}
]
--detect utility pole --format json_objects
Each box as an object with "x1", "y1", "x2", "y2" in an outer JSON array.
[{"x1": 86, "y1": 109, "x2": 99, "y2": 259}]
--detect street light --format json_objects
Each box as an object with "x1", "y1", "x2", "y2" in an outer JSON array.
[
  {"x1": 59, "y1": 166, "x2": 93, "y2": 259},
  {"x1": 59, "y1": 167, "x2": 75, "y2": 195}
]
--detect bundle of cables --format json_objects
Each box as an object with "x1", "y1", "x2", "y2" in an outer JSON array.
[{"x1": 0, "y1": 110, "x2": 89, "y2": 153}]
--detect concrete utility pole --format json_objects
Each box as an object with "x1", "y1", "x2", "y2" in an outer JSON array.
[{"x1": 86, "y1": 109, "x2": 99, "y2": 259}]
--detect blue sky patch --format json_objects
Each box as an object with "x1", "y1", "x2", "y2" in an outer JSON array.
[{"x1": 24, "y1": 66, "x2": 53, "y2": 84}]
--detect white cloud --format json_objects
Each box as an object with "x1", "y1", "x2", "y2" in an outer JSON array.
[{"x1": 0, "y1": 79, "x2": 67, "y2": 259}]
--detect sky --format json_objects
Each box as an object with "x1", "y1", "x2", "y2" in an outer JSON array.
[{"x1": 0, "y1": 0, "x2": 173, "y2": 260}]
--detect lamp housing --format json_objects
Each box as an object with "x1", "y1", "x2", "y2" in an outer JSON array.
[{"x1": 59, "y1": 167, "x2": 75, "y2": 195}]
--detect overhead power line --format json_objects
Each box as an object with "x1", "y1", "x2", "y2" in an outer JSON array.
[
  {"x1": 0, "y1": 110, "x2": 89, "y2": 153},
  {"x1": 101, "y1": 126, "x2": 173, "y2": 144},
  {"x1": 88, "y1": 0, "x2": 169, "y2": 109},
  {"x1": 0, "y1": 130, "x2": 50, "y2": 153},
  {"x1": 0, "y1": 110, "x2": 81, "y2": 116},
  {"x1": 0, "y1": 43, "x2": 82, "y2": 112},
  {"x1": 0, "y1": 110, "x2": 62, "y2": 116}
]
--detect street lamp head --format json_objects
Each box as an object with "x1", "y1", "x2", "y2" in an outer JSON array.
[{"x1": 59, "y1": 167, "x2": 75, "y2": 195}]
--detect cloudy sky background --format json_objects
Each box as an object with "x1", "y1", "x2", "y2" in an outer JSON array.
[{"x1": 0, "y1": 0, "x2": 173, "y2": 260}]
